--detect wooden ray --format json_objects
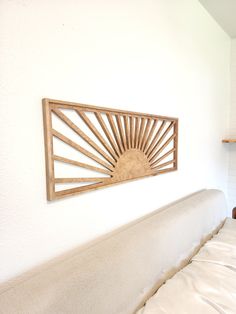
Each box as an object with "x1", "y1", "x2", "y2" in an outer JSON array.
[
  {"x1": 76, "y1": 110, "x2": 118, "y2": 161},
  {"x1": 145, "y1": 120, "x2": 166, "y2": 155},
  {"x1": 152, "y1": 159, "x2": 175, "y2": 171},
  {"x1": 55, "y1": 182, "x2": 106, "y2": 198},
  {"x1": 123, "y1": 115, "x2": 130, "y2": 149},
  {"x1": 148, "y1": 121, "x2": 174, "y2": 160},
  {"x1": 143, "y1": 120, "x2": 158, "y2": 152},
  {"x1": 43, "y1": 98, "x2": 178, "y2": 200},
  {"x1": 52, "y1": 129, "x2": 113, "y2": 171},
  {"x1": 52, "y1": 108, "x2": 115, "y2": 166},
  {"x1": 149, "y1": 134, "x2": 176, "y2": 164},
  {"x1": 173, "y1": 121, "x2": 178, "y2": 170},
  {"x1": 55, "y1": 177, "x2": 109, "y2": 183},
  {"x1": 134, "y1": 117, "x2": 140, "y2": 149},
  {"x1": 53, "y1": 155, "x2": 111, "y2": 175},
  {"x1": 140, "y1": 119, "x2": 152, "y2": 151},
  {"x1": 137, "y1": 118, "x2": 146, "y2": 149},
  {"x1": 106, "y1": 113, "x2": 124, "y2": 154},
  {"x1": 115, "y1": 115, "x2": 127, "y2": 151},
  {"x1": 130, "y1": 116, "x2": 135, "y2": 148},
  {"x1": 150, "y1": 148, "x2": 176, "y2": 168},
  {"x1": 95, "y1": 112, "x2": 121, "y2": 157}
]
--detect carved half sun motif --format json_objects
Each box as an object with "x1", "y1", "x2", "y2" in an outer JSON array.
[{"x1": 43, "y1": 99, "x2": 178, "y2": 200}]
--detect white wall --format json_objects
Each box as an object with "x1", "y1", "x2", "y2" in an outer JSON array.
[
  {"x1": 227, "y1": 39, "x2": 236, "y2": 210},
  {"x1": 0, "y1": 0, "x2": 230, "y2": 283}
]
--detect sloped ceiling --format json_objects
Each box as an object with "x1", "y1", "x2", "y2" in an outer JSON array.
[{"x1": 199, "y1": 0, "x2": 236, "y2": 38}]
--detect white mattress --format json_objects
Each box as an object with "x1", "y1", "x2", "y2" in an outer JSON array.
[{"x1": 137, "y1": 218, "x2": 236, "y2": 314}]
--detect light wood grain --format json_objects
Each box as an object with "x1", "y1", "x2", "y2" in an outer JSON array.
[
  {"x1": 53, "y1": 108, "x2": 115, "y2": 166},
  {"x1": 52, "y1": 129, "x2": 113, "y2": 171},
  {"x1": 152, "y1": 159, "x2": 175, "y2": 171},
  {"x1": 53, "y1": 155, "x2": 111, "y2": 175},
  {"x1": 148, "y1": 122, "x2": 174, "y2": 160},
  {"x1": 151, "y1": 148, "x2": 176, "y2": 168},
  {"x1": 49, "y1": 98, "x2": 177, "y2": 121},
  {"x1": 141, "y1": 119, "x2": 152, "y2": 151},
  {"x1": 134, "y1": 117, "x2": 140, "y2": 149},
  {"x1": 95, "y1": 112, "x2": 121, "y2": 157},
  {"x1": 55, "y1": 182, "x2": 105, "y2": 198},
  {"x1": 55, "y1": 177, "x2": 108, "y2": 183},
  {"x1": 173, "y1": 120, "x2": 178, "y2": 170},
  {"x1": 123, "y1": 115, "x2": 130, "y2": 149},
  {"x1": 150, "y1": 134, "x2": 176, "y2": 164},
  {"x1": 130, "y1": 116, "x2": 135, "y2": 148},
  {"x1": 116, "y1": 115, "x2": 127, "y2": 151},
  {"x1": 77, "y1": 110, "x2": 118, "y2": 161},
  {"x1": 138, "y1": 118, "x2": 146, "y2": 149},
  {"x1": 107, "y1": 113, "x2": 124, "y2": 154},
  {"x1": 43, "y1": 98, "x2": 178, "y2": 200},
  {"x1": 42, "y1": 99, "x2": 55, "y2": 200},
  {"x1": 145, "y1": 120, "x2": 166, "y2": 155},
  {"x1": 222, "y1": 139, "x2": 236, "y2": 143},
  {"x1": 143, "y1": 120, "x2": 158, "y2": 152}
]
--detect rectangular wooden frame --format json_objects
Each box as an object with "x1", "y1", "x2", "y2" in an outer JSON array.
[{"x1": 43, "y1": 98, "x2": 178, "y2": 200}]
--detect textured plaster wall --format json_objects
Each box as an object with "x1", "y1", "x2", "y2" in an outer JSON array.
[{"x1": 0, "y1": 0, "x2": 230, "y2": 282}]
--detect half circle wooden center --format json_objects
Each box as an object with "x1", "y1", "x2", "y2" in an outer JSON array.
[{"x1": 112, "y1": 149, "x2": 152, "y2": 181}]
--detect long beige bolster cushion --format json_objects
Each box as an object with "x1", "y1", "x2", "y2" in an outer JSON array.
[{"x1": 0, "y1": 189, "x2": 227, "y2": 314}]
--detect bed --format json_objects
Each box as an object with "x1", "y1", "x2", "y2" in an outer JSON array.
[
  {"x1": 138, "y1": 217, "x2": 236, "y2": 313},
  {"x1": 0, "y1": 189, "x2": 235, "y2": 314}
]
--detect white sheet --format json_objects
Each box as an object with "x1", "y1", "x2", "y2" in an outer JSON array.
[{"x1": 137, "y1": 218, "x2": 236, "y2": 314}]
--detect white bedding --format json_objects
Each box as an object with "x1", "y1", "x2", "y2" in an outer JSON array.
[{"x1": 137, "y1": 218, "x2": 236, "y2": 314}]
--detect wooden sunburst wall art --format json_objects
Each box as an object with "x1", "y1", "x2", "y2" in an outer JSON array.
[{"x1": 43, "y1": 99, "x2": 178, "y2": 200}]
